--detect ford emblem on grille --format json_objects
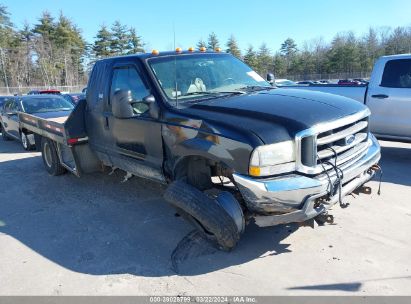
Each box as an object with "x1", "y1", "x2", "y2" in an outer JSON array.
[{"x1": 344, "y1": 134, "x2": 356, "y2": 145}]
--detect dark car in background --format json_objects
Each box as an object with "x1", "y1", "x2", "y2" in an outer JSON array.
[
  {"x1": 27, "y1": 89, "x2": 61, "y2": 95},
  {"x1": 338, "y1": 79, "x2": 362, "y2": 86},
  {"x1": 1, "y1": 95, "x2": 74, "y2": 150},
  {"x1": 0, "y1": 96, "x2": 13, "y2": 109},
  {"x1": 62, "y1": 93, "x2": 85, "y2": 104},
  {"x1": 297, "y1": 81, "x2": 315, "y2": 86}
]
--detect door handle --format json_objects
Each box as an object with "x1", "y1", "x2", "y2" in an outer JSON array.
[{"x1": 371, "y1": 94, "x2": 389, "y2": 99}]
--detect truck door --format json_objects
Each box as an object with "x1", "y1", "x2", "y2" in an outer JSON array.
[
  {"x1": 107, "y1": 63, "x2": 164, "y2": 182},
  {"x1": 367, "y1": 58, "x2": 411, "y2": 139}
]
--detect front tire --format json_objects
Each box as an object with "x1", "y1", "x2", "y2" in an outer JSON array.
[
  {"x1": 41, "y1": 138, "x2": 66, "y2": 176},
  {"x1": 20, "y1": 132, "x2": 32, "y2": 150},
  {"x1": 164, "y1": 180, "x2": 240, "y2": 251},
  {"x1": 1, "y1": 124, "x2": 11, "y2": 141}
]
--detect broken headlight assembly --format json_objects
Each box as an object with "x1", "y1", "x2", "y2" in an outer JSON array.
[{"x1": 249, "y1": 141, "x2": 296, "y2": 177}]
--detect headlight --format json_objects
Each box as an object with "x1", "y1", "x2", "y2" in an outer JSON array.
[{"x1": 249, "y1": 141, "x2": 296, "y2": 176}]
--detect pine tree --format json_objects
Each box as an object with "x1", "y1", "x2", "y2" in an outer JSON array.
[
  {"x1": 54, "y1": 14, "x2": 74, "y2": 48},
  {"x1": 127, "y1": 27, "x2": 144, "y2": 54},
  {"x1": 110, "y1": 20, "x2": 129, "y2": 55},
  {"x1": 280, "y1": 38, "x2": 298, "y2": 57},
  {"x1": 226, "y1": 34, "x2": 242, "y2": 58},
  {"x1": 243, "y1": 45, "x2": 258, "y2": 70},
  {"x1": 93, "y1": 25, "x2": 113, "y2": 58},
  {"x1": 33, "y1": 11, "x2": 55, "y2": 40},
  {"x1": 273, "y1": 53, "x2": 286, "y2": 78},
  {"x1": 196, "y1": 39, "x2": 206, "y2": 50},
  {"x1": 280, "y1": 38, "x2": 298, "y2": 72},
  {"x1": 256, "y1": 43, "x2": 272, "y2": 75},
  {"x1": 207, "y1": 32, "x2": 220, "y2": 50},
  {"x1": 0, "y1": 4, "x2": 14, "y2": 49},
  {"x1": 0, "y1": 4, "x2": 12, "y2": 30}
]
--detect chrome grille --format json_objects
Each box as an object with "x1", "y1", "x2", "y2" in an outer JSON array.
[{"x1": 296, "y1": 109, "x2": 371, "y2": 175}]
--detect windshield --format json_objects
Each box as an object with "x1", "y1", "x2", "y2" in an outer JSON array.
[
  {"x1": 21, "y1": 97, "x2": 74, "y2": 114},
  {"x1": 148, "y1": 53, "x2": 272, "y2": 105}
]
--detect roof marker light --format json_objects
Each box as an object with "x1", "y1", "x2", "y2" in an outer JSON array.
[
  {"x1": 215, "y1": 47, "x2": 221, "y2": 52},
  {"x1": 199, "y1": 47, "x2": 206, "y2": 52},
  {"x1": 151, "y1": 49, "x2": 159, "y2": 55},
  {"x1": 176, "y1": 47, "x2": 182, "y2": 53},
  {"x1": 188, "y1": 47, "x2": 194, "y2": 52}
]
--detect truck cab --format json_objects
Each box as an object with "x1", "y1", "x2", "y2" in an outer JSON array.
[{"x1": 18, "y1": 50, "x2": 382, "y2": 250}]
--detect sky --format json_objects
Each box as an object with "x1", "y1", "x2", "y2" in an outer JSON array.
[{"x1": 2, "y1": 0, "x2": 411, "y2": 52}]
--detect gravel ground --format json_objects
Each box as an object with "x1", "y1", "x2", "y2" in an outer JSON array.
[{"x1": 0, "y1": 138, "x2": 410, "y2": 295}]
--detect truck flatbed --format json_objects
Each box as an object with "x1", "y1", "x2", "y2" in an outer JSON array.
[{"x1": 18, "y1": 100, "x2": 97, "y2": 176}]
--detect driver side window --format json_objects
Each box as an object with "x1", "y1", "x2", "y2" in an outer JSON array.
[{"x1": 110, "y1": 66, "x2": 150, "y2": 115}]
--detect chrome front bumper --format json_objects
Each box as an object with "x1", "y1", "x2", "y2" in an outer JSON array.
[{"x1": 233, "y1": 134, "x2": 381, "y2": 227}]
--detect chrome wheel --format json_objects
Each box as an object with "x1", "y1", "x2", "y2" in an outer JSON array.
[{"x1": 43, "y1": 142, "x2": 53, "y2": 168}]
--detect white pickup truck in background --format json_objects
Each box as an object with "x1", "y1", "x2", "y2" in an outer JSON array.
[{"x1": 282, "y1": 54, "x2": 411, "y2": 142}]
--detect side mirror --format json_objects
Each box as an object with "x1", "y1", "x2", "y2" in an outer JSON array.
[
  {"x1": 143, "y1": 95, "x2": 159, "y2": 119},
  {"x1": 112, "y1": 90, "x2": 134, "y2": 119},
  {"x1": 266, "y1": 73, "x2": 275, "y2": 86}
]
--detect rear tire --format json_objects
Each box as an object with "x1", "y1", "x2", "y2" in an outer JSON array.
[
  {"x1": 41, "y1": 138, "x2": 66, "y2": 176},
  {"x1": 164, "y1": 180, "x2": 240, "y2": 251}
]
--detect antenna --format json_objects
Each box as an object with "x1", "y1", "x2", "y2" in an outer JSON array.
[{"x1": 173, "y1": 22, "x2": 178, "y2": 107}]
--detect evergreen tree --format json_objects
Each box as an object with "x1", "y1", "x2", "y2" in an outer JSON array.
[
  {"x1": 0, "y1": 4, "x2": 12, "y2": 30},
  {"x1": 280, "y1": 38, "x2": 298, "y2": 57},
  {"x1": 326, "y1": 31, "x2": 361, "y2": 73},
  {"x1": 54, "y1": 14, "x2": 74, "y2": 48},
  {"x1": 280, "y1": 38, "x2": 298, "y2": 72},
  {"x1": 243, "y1": 45, "x2": 258, "y2": 70},
  {"x1": 207, "y1": 32, "x2": 220, "y2": 50},
  {"x1": 32, "y1": 11, "x2": 55, "y2": 40},
  {"x1": 256, "y1": 43, "x2": 273, "y2": 75},
  {"x1": 196, "y1": 39, "x2": 206, "y2": 50},
  {"x1": 273, "y1": 53, "x2": 286, "y2": 77},
  {"x1": 226, "y1": 34, "x2": 242, "y2": 58},
  {"x1": 110, "y1": 20, "x2": 129, "y2": 55},
  {"x1": 93, "y1": 25, "x2": 113, "y2": 58},
  {"x1": 127, "y1": 27, "x2": 144, "y2": 54}
]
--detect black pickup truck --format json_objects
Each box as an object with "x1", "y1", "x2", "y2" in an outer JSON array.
[{"x1": 19, "y1": 50, "x2": 381, "y2": 250}]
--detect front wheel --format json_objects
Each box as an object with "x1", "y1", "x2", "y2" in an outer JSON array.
[
  {"x1": 20, "y1": 132, "x2": 33, "y2": 151},
  {"x1": 1, "y1": 124, "x2": 11, "y2": 141},
  {"x1": 164, "y1": 180, "x2": 240, "y2": 251},
  {"x1": 41, "y1": 138, "x2": 66, "y2": 176}
]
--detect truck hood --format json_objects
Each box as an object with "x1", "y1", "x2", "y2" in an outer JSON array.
[{"x1": 184, "y1": 88, "x2": 368, "y2": 144}]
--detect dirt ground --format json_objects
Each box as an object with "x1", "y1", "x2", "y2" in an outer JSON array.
[{"x1": 0, "y1": 138, "x2": 410, "y2": 295}]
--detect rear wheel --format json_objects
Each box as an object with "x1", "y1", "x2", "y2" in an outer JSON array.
[{"x1": 41, "y1": 138, "x2": 66, "y2": 176}]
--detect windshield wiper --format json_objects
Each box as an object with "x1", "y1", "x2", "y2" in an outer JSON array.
[
  {"x1": 181, "y1": 91, "x2": 245, "y2": 100},
  {"x1": 181, "y1": 91, "x2": 221, "y2": 97},
  {"x1": 237, "y1": 85, "x2": 275, "y2": 92}
]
